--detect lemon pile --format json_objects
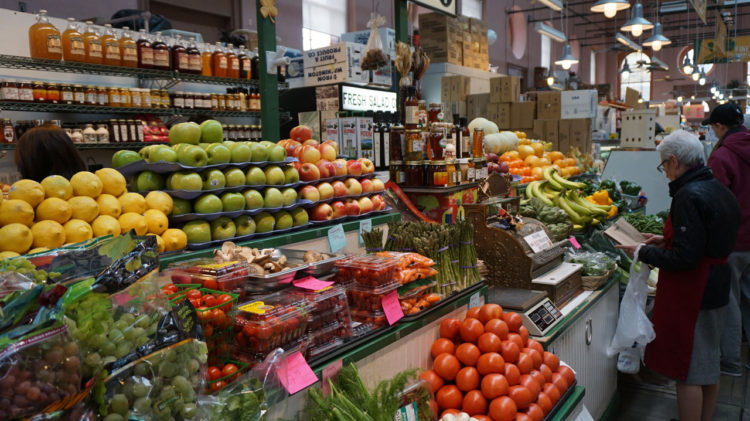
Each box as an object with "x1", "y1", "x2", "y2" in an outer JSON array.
[{"x1": 0, "y1": 169, "x2": 187, "y2": 258}]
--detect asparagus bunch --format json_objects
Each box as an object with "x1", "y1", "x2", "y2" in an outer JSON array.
[
  {"x1": 362, "y1": 227, "x2": 384, "y2": 252},
  {"x1": 458, "y1": 220, "x2": 482, "y2": 287}
]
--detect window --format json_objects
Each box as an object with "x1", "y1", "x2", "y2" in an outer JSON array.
[
  {"x1": 462, "y1": 0, "x2": 483, "y2": 19},
  {"x1": 620, "y1": 52, "x2": 651, "y2": 101},
  {"x1": 678, "y1": 47, "x2": 713, "y2": 77},
  {"x1": 590, "y1": 50, "x2": 596, "y2": 85},
  {"x1": 541, "y1": 34, "x2": 551, "y2": 70},
  {"x1": 302, "y1": 0, "x2": 346, "y2": 51}
]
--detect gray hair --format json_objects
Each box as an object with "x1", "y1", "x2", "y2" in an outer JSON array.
[{"x1": 657, "y1": 130, "x2": 706, "y2": 167}]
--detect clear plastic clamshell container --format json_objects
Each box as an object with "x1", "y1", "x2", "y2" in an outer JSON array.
[
  {"x1": 345, "y1": 280, "x2": 400, "y2": 312},
  {"x1": 166, "y1": 258, "x2": 250, "y2": 300},
  {"x1": 277, "y1": 247, "x2": 346, "y2": 277},
  {"x1": 334, "y1": 255, "x2": 399, "y2": 287},
  {"x1": 232, "y1": 291, "x2": 309, "y2": 355}
]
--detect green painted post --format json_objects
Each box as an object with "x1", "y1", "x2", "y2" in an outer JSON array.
[{"x1": 256, "y1": 0, "x2": 280, "y2": 141}]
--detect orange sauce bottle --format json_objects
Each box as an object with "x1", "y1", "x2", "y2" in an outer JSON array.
[
  {"x1": 227, "y1": 47, "x2": 240, "y2": 78},
  {"x1": 83, "y1": 22, "x2": 103, "y2": 64},
  {"x1": 28, "y1": 9, "x2": 62, "y2": 60},
  {"x1": 101, "y1": 24, "x2": 121, "y2": 66},
  {"x1": 61, "y1": 18, "x2": 85, "y2": 62},
  {"x1": 119, "y1": 27, "x2": 138, "y2": 68},
  {"x1": 212, "y1": 42, "x2": 227, "y2": 77},
  {"x1": 201, "y1": 43, "x2": 213, "y2": 76}
]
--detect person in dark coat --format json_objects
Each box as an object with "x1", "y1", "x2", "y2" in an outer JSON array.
[
  {"x1": 704, "y1": 104, "x2": 750, "y2": 377},
  {"x1": 617, "y1": 130, "x2": 740, "y2": 421}
]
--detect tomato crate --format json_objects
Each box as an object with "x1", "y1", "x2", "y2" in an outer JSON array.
[
  {"x1": 166, "y1": 258, "x2": 252, "y2": 301},
  {"x1": 232, "y1": 291, "x2": 309, "y2": 355},
  {"x1": 307, "y1": 304, "x2": 352, "y2": 332},
  {"x1": 169, "y1": 288, "x2": 240, "y2": 340},
  {"x1": 350, "y1": 308, "x2": 388, "y2": 329},
  {"x1": 205, "y1": 360, "x2": 248, "y2": 394},
  {"x1": 333, "y1": 255, "x2": 399, "y2": 287},
  {"x1": 161, "y1": 283, "x2": 201, "y2": 301},
  {"x1": 345, "y1": 281, "x2": 400, "y2": 312}
]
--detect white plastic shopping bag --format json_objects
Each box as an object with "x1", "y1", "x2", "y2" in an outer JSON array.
[{"x1": 608, "y1": 245, "x2": 656, "y2": 373}]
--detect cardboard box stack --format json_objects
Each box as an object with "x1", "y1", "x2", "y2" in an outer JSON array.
[
  {"x1": 419, "y1": 13, "x2": 489, "y2": 70},
  {"x1": 527, "y1": 90, "x2": 596, "y2": 154},
  {"x1": 441, "y1": 75, "x2": 470, "y2": 122},
  {"x1": 303, "y1": 42, "x2": 369, "y2": 87},
  {"x1": 488, "y1": 76, "x2": 536, "y2": 132}
]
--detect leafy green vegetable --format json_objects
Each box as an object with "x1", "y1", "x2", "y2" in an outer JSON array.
[
  {"x1": 619, "y1": 180, "x2": 642, "y2": 196},
  {"x1": 622, "y1": 213, "x2": 664, "y2": 235}
]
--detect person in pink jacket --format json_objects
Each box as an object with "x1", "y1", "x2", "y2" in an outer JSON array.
[{"x1": 707, "y1": 103, "x2": 750, "y2": 376}]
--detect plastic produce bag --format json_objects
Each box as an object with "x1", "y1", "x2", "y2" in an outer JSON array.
[
  {"x1": 607, "y1": 246, "x2": 655, "y2": 373},
  {"x1": 361, "y1": 13, "x2": 388, "y2": 71}
]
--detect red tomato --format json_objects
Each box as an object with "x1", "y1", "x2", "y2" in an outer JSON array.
[
  {"x1": 516, "y1": 353, "x2": 533, "y2": 374},
  {"x1": 508, "y1": 385, "x2": 533, "y2": 409},
  {"x1": 440, "y1": 318, "x2": 462, "y2": 341},
  {"x1": 527, "y1": 339, "x2": 543, "y2": 355},
  {"x1": 462, "y1": 389, "x2": 488, "y2": 416},
  {"x1": 478, "y1": 303, "x2": 503, "y2": 324},
  {"x1": 431, "y1": 338, "x2": 456, "y2": 358},
  {"x1": 542, "y1": 383, "x2": 561, "y2": 405},
  {"x1": 474, "y1": 416, "x2": 492, "y2": 421},
  {"x1": 500, "y1": 341, "x2": 520, "y2": 364},
  {"x1": 515, "y1": 413, "x2": 533, "y2": 421},
  {"x1": 543, "y1": 352, "x2": 560, "y2": 371},
  {"x1": 504, "y1": 364, "x2": 521, "y2": 386},
  {"x1": 455, "y1": 343, "x2": 481, "y2": 366},
  {"x1": 217, "y1": 294, "x2": 233, "y2": 312},
  {"x1": 525, "y1": 404, "x2": 544, "y2": 421},
  {"x1": 558, "y1": 365, "x2": 576, "y2": 385},
  {"x1": 420, "y1": 369, "x2": 444, "y2": 393},
  {"x1": 207, "y1": 366, "x2": 222, "y2": 380},
  {"x1": 433, "y1": 353, "x2": 461, "y2": 381},
  {"x1": 478, "y1": 332, "x2": 502, "y2": 353},
  {"x1": 502, "y1": 312, "x2": 523, "y2": 332},
  {"x1": 436, "y1": 385, "x2": 463, "y2": 410},
  {"x1": 212, "y1": 309, "x2": 227, "y2": 328},
  {"x1": 489, "y1": 396, "x2": 517, "y2": 421},
  {"x1": 203, "y1": 324, "x2": 213, "y2": 338},
  {"x1": 187, "y1": 289, "x2": 202, "y2": 300},
  {"x1": 196, "y1": 306, "x2": 211, "y2": 323},
  {"x1": 522, "y1": 348, "x2": 543, "y2": 370},
  {"x1": 460, "y1": 318, "x2": 485, "y2": 343},
  {"x1": 508, "y1": 333, "x2": 524, "y2": 349},
  {"x1": 441, "y1": 409, "x2": 462, "y2": 418},
  {"x1": 477, "y1": 352, "x2": 505, "y2": 376},
  {"x1": 536, "y1": 392, "x2": 553, "y2": 414},
  {"x1": 519, "y1": 374, "x2": 540, "y2": 401},
  {"x1": 221, "y1": 363, "x2": 238, "y2": 378},
  {"x1": 481, "y1": 373, "x2": 509, "y2": 399},
  {"x1": 485, "y1": 319, "x2": 510, "y2": 340},
  {"x1": 210, "y1": 380, "x2": 225, "y2": 392},
  {"x1": 203, "y1": 278, "x2": 218, "y2": 290},
  {"x1": 518, "y1": 326, "x2": 529, "y2": 346},
  {"x1": 189, "y1": 298, "x2": 201, "y2": 309},
  {"x1": 551, "y1": 372, "x2": 569, "y2": 393},
  {"x1": 528, "y1": 370, "x2": 546, "y2": 389},
  {"x1": 161, "y1": 284, "x2": 178, "y2": 294},
  {"x1": 455, "y1": 366, "x2": 480, "y2": 392},
  {"x1": 202, "y1": 294, "x2": 217, "y2": 308},
  {"x1": 466, "y1": 307, "x2": 481, "y2": 319},
  {"x1": 538, "y1": 364, "x2": 553, "y2": 383}
]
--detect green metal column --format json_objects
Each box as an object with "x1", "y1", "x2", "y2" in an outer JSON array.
[
  {"x1": 256, "y1": 0, "x2": 280, "y2": 141},
  {"x1": 394, "y1": 0, "x2": 408, "y2": 44}
]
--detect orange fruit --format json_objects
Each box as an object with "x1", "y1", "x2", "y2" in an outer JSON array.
[
  {"x1": 548, "y1": 151, "x2": 564, "y2": 162},
  {"x1": 531, "y1": 142, "x2": 544, "y2": 157},
  {"x1": 524, "y1": 155, "x2": 540, "y2": 167},
  {"x1": 518, "y1": 145, "x2": 535, "y2": 159}
]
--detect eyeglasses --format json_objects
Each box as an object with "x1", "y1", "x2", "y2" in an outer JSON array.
[{"x1": 656, "y1": 159, "x2": 669, "y2": 173}]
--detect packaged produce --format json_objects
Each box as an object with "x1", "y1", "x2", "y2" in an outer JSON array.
[
  {"x1": 350, "y1": 308, "x2": 388, "y2": 329},
  {"x1": 622, "y1": 213, "x2": 664, "y2": 235},
  {"x1": 346, "y1": 281, "x2": 400, "y2": 312},
  {"x1": 360, "y1": 14, "x2": 388, "y2": 71},
  {"x1": 308, "y1": 320, "x2": 351, "y2": 347},
  {"x1": 167, "y1": 258, "x2": 251, "y2": 301},
  {"x1": 565, "y1": 249, "x2": 618, "y2": 276},
  {"x1": 334, "y1": 255, "x2": 398, "y2": 288},
  {"x1": 306, "y1": 337, "x2": 344, "y2": 361},
  {"x1": 205, "y1": 360, "x2": 247, "y2": 393},
  {"x1": 291, "y1": 284, "x2": 348, "y2": 315},
  {"x1": 307, "y1": 304, "x2": 351, "y2": 332},
  {"x1": 233, "y1": 292, "x2": 309, "y2": 355},
  {"x1": 399, "y1": 281, "x2": 441, "y2": 315}
]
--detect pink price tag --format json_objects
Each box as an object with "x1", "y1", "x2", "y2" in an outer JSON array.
[
  {"x1": 382, "y1": 290, "x2": 404, "y2": 325},
  {"x1": 321, "y1": 359, "x2": 343, "y2": 396},
  {"x1": 293, "y1": 276, "x2": 334, "y2": 291},
  {"x1": 276, "y1": 351, "x2": 318, "y2": 395},
  {"x1": 568, "y1": 236, "x2": 581, "y2": 249}
]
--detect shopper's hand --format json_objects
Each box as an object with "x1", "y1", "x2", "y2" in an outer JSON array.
[
  {"x1": 642, "y1": 233, "x2": 665, "y2": 248},
  {"x1": 614, "y1": 244, "x2": 637, "y2": 257}
]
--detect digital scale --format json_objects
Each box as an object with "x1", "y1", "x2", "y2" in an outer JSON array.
[{"x1": 489, "y1": 287, "x2": 565, "y2": 337}]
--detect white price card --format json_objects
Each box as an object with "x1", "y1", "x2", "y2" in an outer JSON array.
[
  {"x1": 469, "y1": 292, "x2": 481, "y2": 309},
  {"x1": 524, "y1": 230, "x2": 553, "y2": 254},
  {"x1": 327, "y1": 224, "x2": 347, "y2": 252}
]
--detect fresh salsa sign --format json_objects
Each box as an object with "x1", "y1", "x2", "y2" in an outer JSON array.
[{"x1": 341, "y1": 85, "x2": 397, "y2": 113}]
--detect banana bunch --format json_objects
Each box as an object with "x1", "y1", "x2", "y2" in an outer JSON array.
[{"x1": 522, "y1": 167, "x2": 613, "y2": 228}]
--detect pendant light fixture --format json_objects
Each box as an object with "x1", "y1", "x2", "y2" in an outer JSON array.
[
  {"x1": 677, "y1": 95, "x2": 683, "y2": 102},
  {"x1": 621, "y1": 3, "x2": 653, "y2": 37},
  {"x1": 698, "y1": 69, "x2": 707, "y2": 85},
  {"x1": 681, "y1": 56, "x2": 694, "y2": 75},
  {"x1": 620, "y1": 60, "x2": 631, "y2": 78},
  {"x1": 591, "y1": 0, "x2": 631, "y2": 18},
  {"x1": 643, "y1": 23, "x2": 671, "y2": 51},
  {"x1": 691, "y1": 71, "x2": 701, "y2": 81},
  {"x1": 555, "y1": 2, "x2": 578, "y2": 70},
  {"x1": 547, "y1": 69, "x2": 556, "y2": 86}
]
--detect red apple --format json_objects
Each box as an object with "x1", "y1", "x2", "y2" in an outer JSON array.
[
  {"x1": 323, "y1": 139, "x2": 340, "y2": 155},
  {"x1": 279, "y1": 139, "x2": 302, "y2": 157},
  {"x1": 299, "y1": 163, "x2": 321, "y2": 181},
  {"x1": 332, "y1": 159, "x2": 348, "y2": 176},
  {"x1": 302, "y1": 139, "x2": 320, "y2": 147},
  {"x1": 290, "y1": 125, "x2": 312, "y2": 142},
  {"x1": 331, "y1": 200, "x2": 346, "y2": 219},
  {"x1": 299, "y1": 185, "x2": 320, "y2": 202},
  {"x1": 371, "y1": 194, "x2": 386, "y2": 210},
  {"x1": 299, "y1": 145, "x2": 322, "y2": 164},
  {"x1": 343, "y1": 178, "x2": 362, "y2": 196},
  {"x1": 358, "y1": 158, "x2": 375, "y2": 174},
  {"x1": 360, "y1": 178, "x2": 374, "y2": 193},
  {"x1": 358, "y1": 196, "x2": 374, "y2": 213},
  {"x1": 344, "y1": 199, "x2": 361, "y2": 216},
  {"x1": 319, "y1": 143, "x2": 337, "y2": 162},
  {"x1": 371, "y1": 178, "x2": 385, "y2": 192},
  {"x1": 331, "y1": 181, "x2": 348, "y2": 197},
  {"x1": 316, "y1": 159, "x2": 336, "y2": 179},
  {"x1": 310, "y1": 203, "x2": 333, "y2": 220},
  {"x1": 346, "y1": 160, "x2": 362, "y2": 176},
  {"x1": 317, "y1": 182, "x2": 334, "y2": 200}
]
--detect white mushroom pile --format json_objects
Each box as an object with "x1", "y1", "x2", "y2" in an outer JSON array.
[{"x1": 214, "y1": 242, "x2": 295, "y2": 275}]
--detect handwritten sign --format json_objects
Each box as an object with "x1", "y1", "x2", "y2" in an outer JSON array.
[
  {"x1": 469, "y1": 292, "x2": 481, "y2": 309},
  {"x1": 321, "y1": 359, "x2": 343, "y2": 396},
  {"x1": 359, "y1": 219, "x2": 372, "y2": 246},
  {"x1": 568, "y1": 236, "x2": 581, "y2": 249},
  {"x1": 328, "y1": 224, "x2": 347, "y2": 252},
  {"x1": 293, "y1": 276, "x2": 334, "y2": 291},
  {"x1": 382, "y1": 290, "x2": 404, "y2": 325},
  {"x1": 524, "y1": 230, "x2": 553, "y2": 254},
  {"x1": 276, "y1": 351, "x2": 318, "y2": 395}
]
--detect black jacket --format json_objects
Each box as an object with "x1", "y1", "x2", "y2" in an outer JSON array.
[{"x1": 639, "y1": 166, "x2": 741, "y2": 309}]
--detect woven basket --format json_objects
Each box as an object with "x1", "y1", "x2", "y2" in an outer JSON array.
[{"x1": 581, "y1": 268, "x2": 614, "y2": 290}]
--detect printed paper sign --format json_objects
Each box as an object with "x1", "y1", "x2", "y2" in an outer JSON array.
[
  {"x1": 276, "y1": 352, "x2": 318, "y2": 395},
  {"x1": 524, "y1": 230, "x2": 553, "y2": 253},
  {"x1": 328, "y1": 224, "x2": 347, "y2": 252}
]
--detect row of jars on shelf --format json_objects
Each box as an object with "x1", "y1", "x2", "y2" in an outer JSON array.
[
  {"x1": 29, "y1": 10, "x2": 259, "y2": 79},
  {"x1": 0, "y1": 80, "x2": 262, "y2": 112},
  {"x1": 390, "y1": 158, "x2": 488, "y2": 188}
]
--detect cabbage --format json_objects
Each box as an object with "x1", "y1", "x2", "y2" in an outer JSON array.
[
  {"x1": 483, "y1": 131, "x2": 518, "y2": 154},
  {"x1": 467, "y1": 117, "x2": 498, "y2": 136}
]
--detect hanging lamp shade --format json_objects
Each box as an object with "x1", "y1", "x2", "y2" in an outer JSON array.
[
  {"x1": 643, "y1": 22, "x2": 671, "y2": 51},
  {"x1": 555, "y1": 44, "x2": 578, "y2": 70},
  {"x1": 547, "y1": 68, "x2": 555, "y2": 86},
  {"x1": 620, "y1": 60, "x2": 631, "y2": 78},
  {"x1": 691, "y1": 71, "x2": 700, "y2": 81},
  {"x1": 591, "y1": 0, "x2": 631, "y2": 18},
  {"x1": 681, "y1": 56, "x2": 694, "y2": 75},
  {"x1": 698, "y1": 70, "x2": 707, "y2": 86},
  {"x1": 621, "y1": 3, "x2": 653, "y2": 37}
]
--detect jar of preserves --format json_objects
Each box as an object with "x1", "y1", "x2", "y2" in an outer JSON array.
[
  {"x1": 430, "y1": 161, "x2": 449, "y2": 187},
  {"x1": 1, "y1": 80, "x2": 19, "y2": 101},
  {"x1": 184, "y1": 92, "x2": 194, "y2": 109},
  {"x1": 118, "y1": 119, "x2": 129, "y2": 141},
  {"x1": 472, "y1": 128, "x2": 484, "y2": 158},
  {"x1": 70, "y1": 128, "x2": 83, "y2": 143},
  {"x1": 107, "y1": 87, "x2": 121, "y2": 107},
  {"x1": 140, "y1": 89, "x2": 151, "y2": 108},
  {"x1": 28, "y1": 10, "x2": 62, "y2": 60},
  {"x1": 171, "y1": 35, "x2": 188, "y2": 72},
  {"x1": 160, "y1": 90, "x2": 170, "y2": 108},
  {"x1": 151, "y1": 32, "x2": 170, "y2": 71},
  {"x1": 404, "y1": 161, "x2": 425, "y2": 187},
  {"x1": 33, "y1": 81, "x2": 47, "y2": 102},
  {"x1": 447, "y1": 160, "x2": 458, "y2": 186},
  {"x1": 187, "y1": 38, "x2": 202, "y2": 74},
  {"x1": 390, "y1": 161, "x2": 405, "y2": 185},
  {"x1": 18, "y1": 81, "x2": 34, "y2": 102},
  {"x1": 127, "y1": 120, "x2": 138, "y2": 141},
  {"x1": 404, "y1": 87, "x2": 418, "y2": 129},
  {"x1": 1, "y1": 119, "x2": 15, "y2": 144},
  {"x1": 472, "y1": 158, "x2": 487, "y2": 180},
  {"x1": 417, "y1": 100, "x2": 428, "y2": 128},
  {"x1": 109, "y1": 119, "x2": 120, "y2": 142},
  {"x1": 46, "y1": 83, "x2": 60, "y2": 103},
  {"x1": 149, "y1": 89, "x2": 160, "y2": 108},
  {"x1": 242, "y1": 125, "x2": 251, "y2": 140},
  {"x1": 217, "y1": 93, "x2": 226, "y2": 110},
  {"x1": 73, "y1": 84, "x2": 85, "y2": 104},
  {"x1": 202, "y1": 93, "x2": 211, "y2": 109},
  {"x1": 458, "y1": 159, "x2": 470, "y2": 184},
  {"x1": 134, "y1": 120, "x2": 145, "y2": 142},
  {"x1": 119, "y1": 88, "x2": 131, "y2": 107},
  {"x1": 404, "y1": 129, "x2": 424, "y2": 161},
  {"x1": 428, "y1": 103, "x2": 442, "y2": 124},
  {"x1": 228, "y1": 125, "x2": 238, "y2": 140},
  {"x1": 62, "y1": 18, "x2": 86, "y2": 62},
  {"x1": 131, "y1": 88, "x2": 142, "y2": 107},
  {"x1": 85, "y1": 85, "x2": 97, "y2": 105},
  {"x1": 95, "y1": 124, "x2": 109, "y2": 143},
  {"x1": 60, "y1": 84, "x2": 73, "y2": 104},
  {"x1": 96, "y1": 86, "x2": 108, "y2": 106},
  {"x1": 210, "y1": 93, "x2": 219, "y2": 110},
  {"x1": 428, "y1": 124, "x2": 446, "y2": 160},
  {"x1": 82, "y1": 124, "x2": 97, "y2": 143},
  {"x1": 172, "y1": 91, "x2": 185, "y2": 108}
]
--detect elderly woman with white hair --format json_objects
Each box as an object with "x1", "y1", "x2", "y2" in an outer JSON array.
[{"x1": 618, "y1": 130, "x2": 740, "y2": 421}]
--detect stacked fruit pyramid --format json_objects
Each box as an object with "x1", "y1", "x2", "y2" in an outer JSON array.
[
  {"x1": 423, "y1": 304, "x2": 575, "y2": 421},
  {"x1": 0, "y1": 168, "x2": 185, "y2": 258},
  {"x1": 112, "y1": 121, "x2": 386, "y2": 248}
]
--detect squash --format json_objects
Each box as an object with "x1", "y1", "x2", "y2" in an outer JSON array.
[
  {"x1": 467, "y1": 117, "x2": 499, "y2": 137},
  {"x1": 483, "y1": 131, "x2": 518, "y2": 154}
]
